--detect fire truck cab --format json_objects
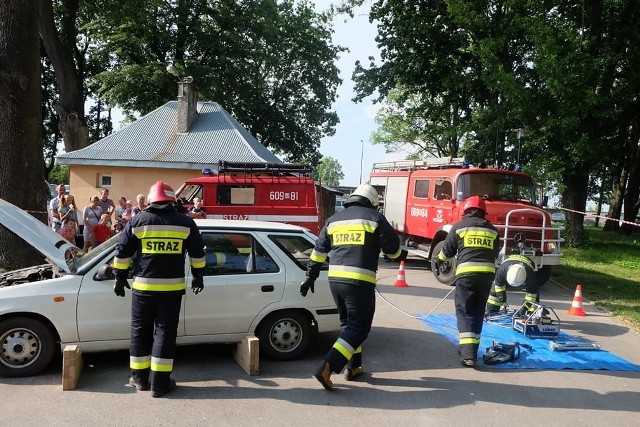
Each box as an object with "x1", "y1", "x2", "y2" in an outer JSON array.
[
  {"x1": 175, "y1": 162, "x2": 330, "y2": 234},
  {"x1": 369, "y1": 157, "x2": 563, "y2": 286}
]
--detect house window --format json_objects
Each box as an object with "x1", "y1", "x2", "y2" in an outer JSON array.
[{"x1": 98, "y1": 174, "x2": 112, "y2": 189}]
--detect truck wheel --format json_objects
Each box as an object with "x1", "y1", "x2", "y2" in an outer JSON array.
[
  {"x1": 0, "y1": 317, "x2": 57, "y2": 378},
  {"x1": 431, "y1": 241, "x2": 456, "y2": 286},
  {"x1": 256, "y1": 310, "x2": 312, "y2": 361},
  {"x1": 535, "y1": 266, "x2": 551, "y2": 288}
]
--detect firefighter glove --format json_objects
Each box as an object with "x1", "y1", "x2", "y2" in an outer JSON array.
[
  {"x1": 191, "y1": 276, "x2": 204, "y2": 294},
  {"x1": 114, "y1": 278, "x2": 130, "y2": 297},
  {"x1": 300, "y1": 278, "x2": 315, "y2": 297}
]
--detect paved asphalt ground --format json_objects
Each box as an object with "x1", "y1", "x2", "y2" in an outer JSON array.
[{"x1": 2, "y1": 257, "x2": 639, "y2": 426}]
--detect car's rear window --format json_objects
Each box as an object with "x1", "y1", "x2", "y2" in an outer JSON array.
[
  {"x1": 201, "y1": 232, "x2": 278, "y2": 275},
  {"x1": 269, "y1": 234, "x2": 327, "y2": 270}
]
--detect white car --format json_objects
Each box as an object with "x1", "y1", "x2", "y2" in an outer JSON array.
[{"x1": 0, "y1": 199, "x2": 339, "y2": 378}]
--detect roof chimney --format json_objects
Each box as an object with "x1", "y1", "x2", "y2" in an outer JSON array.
[{"x1": 177, "y1": 78, "x2": 197, "y2": 133}]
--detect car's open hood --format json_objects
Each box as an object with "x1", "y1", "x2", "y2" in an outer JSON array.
[{"x1": 0, "y1": 198, "x2": 77, "y2": 273}]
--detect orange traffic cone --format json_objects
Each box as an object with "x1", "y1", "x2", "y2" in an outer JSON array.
[
  {"x1": 394, "y1": 261, "x2": 409, "y2": 287},
  {"x1": 567, "y1": 284, "x2": 587, "y2": 317}
]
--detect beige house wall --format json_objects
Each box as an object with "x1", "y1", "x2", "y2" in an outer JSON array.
[{"x1": 69, "y1": 165, "x2": 201, "y2": 212}]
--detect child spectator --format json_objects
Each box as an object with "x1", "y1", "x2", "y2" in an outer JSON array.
[
  {"x1": 92, "y1": 213, "x2": 112, "y2": 248},
  {"x1": 58, "y1": 218, "x2": 77, "y2": 243},
  {"x1": 187, "y1": 197, "x2": 207, "y2": 219}
]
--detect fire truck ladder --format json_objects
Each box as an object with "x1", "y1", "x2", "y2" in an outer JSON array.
[
  {"x1": 371, "y1": 157, "x2": 466, "y2": 172},
  {"x1": 216, "y1": 161, "x2": 314, "y2": 183}
]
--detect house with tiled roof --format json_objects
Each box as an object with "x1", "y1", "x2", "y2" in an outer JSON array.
[{"x1": 56, "y1": 81, "x2": 282, "y2": 209}]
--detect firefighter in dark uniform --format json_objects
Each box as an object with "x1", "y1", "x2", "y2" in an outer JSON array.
[
  {"x1": 113, "y1": 180, "x2": 205, "y2": 397},
  {"x1": 300, "y1": 183, "x2": 406, "y2": 390},
  {"x1": 436, "y1": 196, "x2": 500, "y2": 368},
  {"x1": 486, "y1": 254, "x2": 538, "y2": 315}
]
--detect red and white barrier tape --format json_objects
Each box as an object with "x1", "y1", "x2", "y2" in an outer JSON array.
[{"x1": 550, "y1": 206, "x2": 639, "y2": 227}]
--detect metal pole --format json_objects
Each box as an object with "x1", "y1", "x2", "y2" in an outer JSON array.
[{"x1": 359, "y1": 139, "x2": 364, "y2": 184}]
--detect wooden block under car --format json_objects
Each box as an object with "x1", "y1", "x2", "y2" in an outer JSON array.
[
  {"x1": 233, "y1": 336, "x2": 259, "y2": 375},
  {"x1": 62, "y1": 345, "x2": 83, "y2": 390}
]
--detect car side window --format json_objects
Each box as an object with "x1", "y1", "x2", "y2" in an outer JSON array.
[
  {"x1": 202, "y1": 232, "x2": 278, "y2": 275},
  {"x1": 269, "y1": 234, "x2": 329, "y2": 270}
]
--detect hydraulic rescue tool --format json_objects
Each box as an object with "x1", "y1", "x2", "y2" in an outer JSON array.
[{"x1": 512, "y1": 301, "x2": 560, "y2": 339}]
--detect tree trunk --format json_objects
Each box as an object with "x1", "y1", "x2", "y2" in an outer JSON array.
[
  {"x1": 603, "y1": 161, "x2": 627, "y2": 231},
  {"x1": 560, "y1": 168, "x2": 589, "y2": 247},
  {"x1": 38, "y1": 0, "x2": 88, "y2": 152},
  {"x1": 0, "y1": 1, "x2": 48, "y2": 269}
]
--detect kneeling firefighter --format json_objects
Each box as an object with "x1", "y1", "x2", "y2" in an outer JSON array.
[
  {"x1": 300, "y1": 183, "x2": 406, "y2": 390},
  {"x1": 485, "y1": 254, "x2": 538, "y2": 315}
]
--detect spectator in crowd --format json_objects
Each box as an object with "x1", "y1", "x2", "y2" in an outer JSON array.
[
  {"x1": 132, "y1": 194, "x2": 146, "y2": 216},
  {"x1": 83, "y1": 196, "x2": 103, "y2": 252},
  {"x1": 98, "y1": 189, "x2": 116, "y2": 220},
  {"x1": 92, "y1": 213, "x2": 112, "y2": 248},
  {"x1": 49, "y1": 184, "x2": 67, "y2": 232},
  {"x1": 58, "y1": 218, "x2": 77, "y2": 243},
  {"x1": 187, "y1": 197, "x2": 207, "y2": 219},
  {"x1": 114, "y1": 196, "x2": 128, "y2": 233},
  {"x1": 58, "y1": 195, "x2": 78, "y2": 230}
]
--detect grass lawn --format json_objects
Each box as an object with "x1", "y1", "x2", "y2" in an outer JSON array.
[{"x1": 552, "y1": 226, "x2": 640, "y2": 330}]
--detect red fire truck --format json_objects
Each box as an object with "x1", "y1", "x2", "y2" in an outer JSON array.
[
  {"x1": 369, "y1": 157, "x2": 563, "y2": 286},
  {"x1": 175, "y1": 162, "x2": 334, "y2": 234}
]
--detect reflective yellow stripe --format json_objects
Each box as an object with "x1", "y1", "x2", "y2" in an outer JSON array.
[
  {"x1": 191, "y1": 256, "x2": 206, "y2": 268},
  {"x1": 237, "y1": 247, "x2": 251, "y2": 254},
  {"x1": 327, "y1": 219, "x2": 377, "y2": 234},
  {"x1": 114, "y1": 257, "x2": 131, "y2": 270},
  {"x1": 525, "y1": 293, "x2": 537, "y2": 302},
  {"x1": 494, "y1": 284, "x2": 507, "y2": 292},
  {"x1": 354, "y1": 346, "x2": 362, "y2": 354},
  {"x1": 132, "y1": 225, "x2": 190, "y2": 239},
  {"x1": 328, "y1": 270, "x2": 377, "y2": 284},
  {"x1": 456, "y1": 265, "x2": 496, "y2": 275},
  {"x1": 459, "y1": 337, "x2": 480, "y2": 345},
  {"x1": 486, "y1": 296, "x2": 502, "y2": 307},
  {"x1": 310, "y1": 249, "x2": 327, "y2": 263},
  {"x1": 385, "y1": 247, "x2": 402, "y2": 259},
  {"x1": 333, "y1": 342, "x2": 354, "y2": 360},
  {"x1": 438, "y1": 251, "x2": 448, "y2": 261},
  {"x1": 509, "y1": 255, "x2": 534, "y2": 268},
  {"x1": 130, "y1": 356, "x2": 151, "y2": 370},
  {"x1": 151, "y1": 357, "x2": 173, "y2": 372},
  {"x1": 132, "y1": 281, "x2": 186, "y2": 291}
]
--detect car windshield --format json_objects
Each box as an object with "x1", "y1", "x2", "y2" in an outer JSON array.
[
  {"x1": 68, "y1": 234, "x2": 119, "y2": 273},
  {"x1": 456, "y1": 172, "x2": 535, "y2": 203}
]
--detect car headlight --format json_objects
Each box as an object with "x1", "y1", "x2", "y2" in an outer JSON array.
[{"x1": 545, "y1": 242, "x2": 557, "y2": 253}]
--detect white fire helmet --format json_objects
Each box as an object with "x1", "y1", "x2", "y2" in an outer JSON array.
[
  {"x1": 350, "y1": 183, "x2": 379, "y2": 207},
  {"x1": 506, "y1": 263, "x2": 527, "y2": 287}
]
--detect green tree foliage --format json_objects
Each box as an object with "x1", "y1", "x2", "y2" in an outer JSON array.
[
  {"x1": 352, "y1": 0, "x2": 640, "y2": 245},
  {"x1": 85, "y1": 0, "x2": 343, "y2": 163},
  {"x1": 314, "y1": 156, "x2": 344, "y2": 187}
]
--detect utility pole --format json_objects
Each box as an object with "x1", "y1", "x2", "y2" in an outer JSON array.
[{"x1": 359, "y1": 139, "x2": 364, "y2": 184}]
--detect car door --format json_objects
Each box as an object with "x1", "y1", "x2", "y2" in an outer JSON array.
[
  {"x1": 183, "y1": 230, "x2": 286, "y2": 335},
  {"x1": 75, "y1": 251, "x2": 186, "y2": 343}
]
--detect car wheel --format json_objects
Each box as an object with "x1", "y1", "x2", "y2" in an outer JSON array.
[
  {"x1": 256, "y1": 310, "x2": 312, "y2": 361},
  {"x1": 431, "y1": 241, "x2": 456, "y2": 286},
  {"x1": 0, "y1": 317, "x2": 57, "y2": 378}
]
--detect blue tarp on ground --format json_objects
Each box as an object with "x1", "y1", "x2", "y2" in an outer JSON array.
[{"x1": 420, "y1": 313, "x2": 640, "y2": 371}]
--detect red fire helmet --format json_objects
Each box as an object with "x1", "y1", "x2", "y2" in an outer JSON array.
[
  {"x1": 147, "y1": 180, "x2": 176, "y2": 204},
  {"x1": 462, "y1": 195, "x2": 486, "y2": 214}
]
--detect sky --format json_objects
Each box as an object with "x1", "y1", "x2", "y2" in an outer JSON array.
[{"x1": 314, "y1": 1, "x2": 392, "y2": 187}]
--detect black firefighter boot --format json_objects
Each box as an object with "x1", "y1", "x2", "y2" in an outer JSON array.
[{"x1": 313, "y1": 362, "x2": 333, "y2": 390}]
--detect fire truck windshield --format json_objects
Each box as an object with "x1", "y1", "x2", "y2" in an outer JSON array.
[{"x1": 456, "y1": 172, "x2": 535, "y2": 204}]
